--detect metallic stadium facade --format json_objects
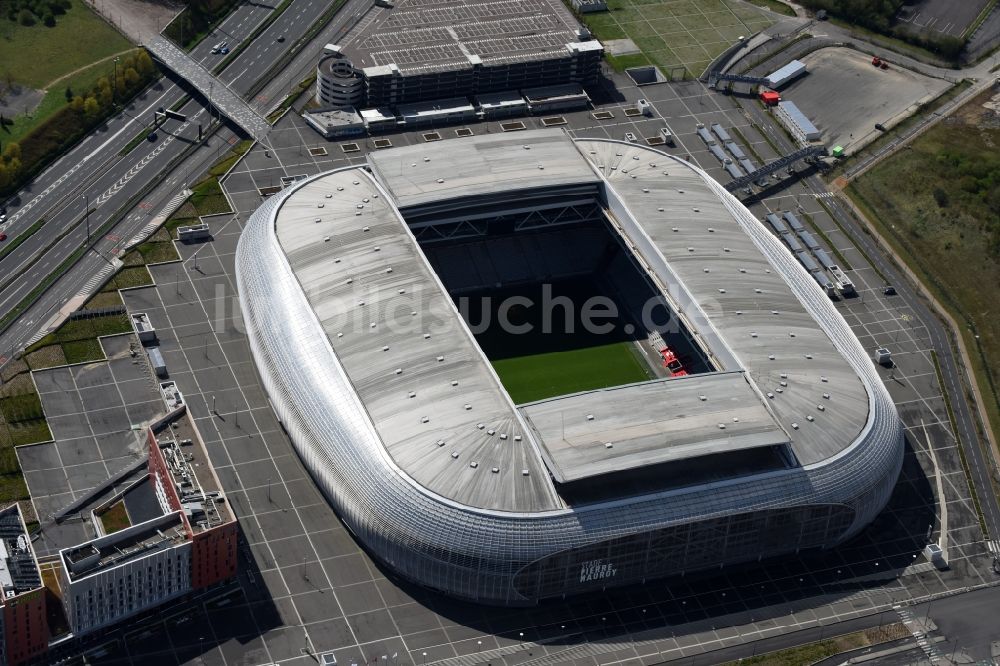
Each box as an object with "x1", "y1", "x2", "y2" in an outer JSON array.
[{"x1": 235, "y1": 130, "x2": 904, "y2": 605}]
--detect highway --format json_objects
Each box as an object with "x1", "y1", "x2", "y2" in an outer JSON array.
[{"x1": 0, "y1": 0, "x2": 374, "y2": 361}]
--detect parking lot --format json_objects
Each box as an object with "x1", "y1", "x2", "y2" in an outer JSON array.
[
  {"x1": 780, "y1": 47, "x2": 950, "y2": 154},
  {"x1": 18, "y1": 333, "x2": 163, "y2": 556},
  {"x1": 896, "y1": 0, "x2": 992, "y2": 38},
  {"x1": 63, "y1": 68, "x2": 1000, "y2": 665}
]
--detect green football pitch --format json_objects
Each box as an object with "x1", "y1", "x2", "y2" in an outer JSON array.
[
  {"x1": 491, "y1": 342, "x2": 651, "y2": 404},
  {"x1": 459, "y1": 278, "x2": 654, "y2": 404}
]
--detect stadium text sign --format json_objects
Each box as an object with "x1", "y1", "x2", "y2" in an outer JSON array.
[{"x1": 579, "y1": 559, "x2": 617, "y2": 583}]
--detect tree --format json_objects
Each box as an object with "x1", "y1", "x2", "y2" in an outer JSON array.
[
  {"x1": 42, "y1": 11, "x2": 54, "y2": 26},
  {"x1": 123, "y1": 67, "x2": 139, "y2": 88},
  {"x1": 3, "y1": 142, "x2": 20, "y2": 162},
  {"x1": 17, "y1": 8, "x2": 35, "y2": 25},
  {"x1": 83, "y1": 96, "x2": 100, "y2": 118},
  {"x1": 137, "y1": 50, "x2": 155, "y2": 77},
  {"x1": 932, "y1": 187, "x2": 949, "y2": 208},
  {"x1": 70, "y1": 95, "x2": 84, "y2": 112},
  {"x1": 64, "y1": 86, "x2": 73, "y2": 102},
  {"x1": 0, "y1": 163, "x2": 9, "y2": 190}
]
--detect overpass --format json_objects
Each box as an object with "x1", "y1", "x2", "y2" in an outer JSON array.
[
  {"x1": 707, "y1": 71, "x2": 769, "y2": 88},
  {"x1": 725, "y1": 145, "x2": 827, "y2": 192},
  {"x1": 145, "y1": 35, "x2": 272, "y2": 142}
]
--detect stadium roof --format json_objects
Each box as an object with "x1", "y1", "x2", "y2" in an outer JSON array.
[
  {"x1": 368, "y1": 129, "x2": 599, "y2": 209},
  {"x1": 270, "y1": 130, "x2": 870, "y2": 512},
  {"x1": 275, "y1": 170, "x2": 560, "y2": 512},
  {"x1": 336, "y1": 0, "x2": 590, "y2": 75},
  {"x1": 576, "y1": 137, "x2": 869, "y2": 465},
  {"x1": 520, "y1": 372, "x2": 789, "y2": 484}
]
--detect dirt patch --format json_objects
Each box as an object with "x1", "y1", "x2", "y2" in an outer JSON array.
[
  {"x1": 83, "y1": 0, "x2": 183, "y2": 44},
  {"x1": 0, "y1": 83, "x2": 44, "y2": 119}
]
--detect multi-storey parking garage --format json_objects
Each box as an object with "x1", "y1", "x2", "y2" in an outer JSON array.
[
  {"x1": 235, "y1": 129, "x2": 904, "y2": 605},
  {"x1": 316, "y1": 0, "x2": 603, "y2": 108}
]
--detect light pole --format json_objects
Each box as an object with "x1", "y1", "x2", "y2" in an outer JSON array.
[{"x1": 113, "y1": 56, "x2": 120, "y2": 105}]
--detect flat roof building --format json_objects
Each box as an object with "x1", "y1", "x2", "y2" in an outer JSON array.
[
  {"x1": 0, "y1": 505, "x2": 46, "y2": 666},
  {"x1": 766, "y1": 59, "x2": 807, "y2": 89},
  {"x1": 302, "y1": 107, "x2": 366, "y2": 139},
  {"x1": 316, "y1": 0, "x2": 603, "y2": 109},
  {"x1": 59, "y1": 412, "x2": 236, "y2": 636},
  {"x1": 236, "y1": 130, "x2": 903, "y2": 605},
  {"x1": 776, "y1": 100, "x2": 822, "y2": 143}
]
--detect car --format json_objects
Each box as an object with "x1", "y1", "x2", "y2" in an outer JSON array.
[
  {"x1": 883, "y1": 285, "x2": 897, "y2": 296},
  {"x1": 0, "y1": 233, "x2": 7, "y2": 242},
  {"x1": 211, "y1": 41, "x2": 229, "y2": 54},
  {"x1": 624, "y1": 132, "x2": 637, "y2": 143},
  {"x1": 146, "y1": 132, "x2": 158, "y2": 142},
  {"x1": 0, "y1": 213, "x2": 6, "y2": 223},
  {"x1": 276, "y1": 35, "x2": 285, "y2": 42}
]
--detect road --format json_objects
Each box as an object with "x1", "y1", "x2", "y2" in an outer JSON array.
[
  {"x1": 915, "y1": 584, "x2": 1000, "y2": 662},
  {"x1": 0, "y1": 0, "x2": 375, "y2": 362}
]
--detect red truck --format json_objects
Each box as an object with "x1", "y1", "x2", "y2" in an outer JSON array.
[{"x1": 659, "y1": 346, "x2": 688, "y2": 377}]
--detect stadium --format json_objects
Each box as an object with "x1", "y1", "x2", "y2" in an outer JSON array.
[{"x1": 235, "y1": 130, "x2": 904, "y2": 605}]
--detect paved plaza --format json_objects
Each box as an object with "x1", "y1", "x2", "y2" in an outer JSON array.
[{"x1": 18, "y1": 333, "x2": 163, "y2": 556}]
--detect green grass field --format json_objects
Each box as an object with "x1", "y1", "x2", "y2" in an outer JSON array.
[
  {"x1": 0, "y1": 0, "x2": 132, "y2": 142},
  {"x1": 0, "y1": 0, "x2": 131, "y2": 89},
  {"x1": 493, "y1": 343, "x2": 650, "y2": 403},
  {"x1": 579, "y1": 0, "x2": 778, "y2": 76},
  {"x1": 460, "y1": 278, "x2": 653, "y2": 403}
]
